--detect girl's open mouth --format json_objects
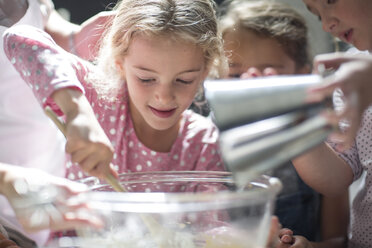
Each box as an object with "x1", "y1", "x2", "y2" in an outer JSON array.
[
  {"x1": 149, "y1": 106, "x2": 176, "y2": 118},
  {"x1": 343, "y1": 29, "x2": 353, "y2": 43}
]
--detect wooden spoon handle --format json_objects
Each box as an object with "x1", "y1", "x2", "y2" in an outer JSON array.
[
  {"x1": 44, "y1": 107, "x2": 126, "y2": 192},
  {"x1": 44, "y1": 107, "x2": 167, "y2": 245}
]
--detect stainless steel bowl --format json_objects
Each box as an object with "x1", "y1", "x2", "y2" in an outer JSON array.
[{"x1": 70, "y1": 171, "x2": 282, "y2": 248}]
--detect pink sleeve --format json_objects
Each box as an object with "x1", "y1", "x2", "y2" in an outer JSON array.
[
  {"x1": 327, "y1": 140, "x2": 362, "y2": 181},
  {"x1": 196, "y1": 143, "x2": 226, "y2": 171},
  {"x1": 3, "y1": 25, "x2": 85, "y2": 115}
]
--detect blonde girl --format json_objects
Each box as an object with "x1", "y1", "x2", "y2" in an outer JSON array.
[{"x1": 3, "y1": 0, "x2": 227, "y2": 181}]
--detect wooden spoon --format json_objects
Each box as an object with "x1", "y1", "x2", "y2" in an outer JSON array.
[
  {"x1": 44, "y1": 107, "x2": 167, "y2": 242},
  {"x1": 44, "y1": 107, "x2": 222, "y2": 247}
]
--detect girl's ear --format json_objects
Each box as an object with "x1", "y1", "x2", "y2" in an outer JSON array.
[{"x1": 115, "y1": 59, "x2": 126, "y2": 78}]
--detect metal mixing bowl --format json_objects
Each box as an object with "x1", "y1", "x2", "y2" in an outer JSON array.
[{"x1": 70, "y1": 171, "x2": 282, "y2": 248}]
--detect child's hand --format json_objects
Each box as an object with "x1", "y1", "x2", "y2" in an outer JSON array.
[
  {"x1": 308, "y1": 53, "x2": 372, "y2": 150},
  {"x1": 267, "y1": 219, "x2": 313, "y2": 248},
  {"x1": 53, "y1": 89, "x2": 116, "y2": 179},
  {"x1": 278, "y1": 227, "x2": 294, "y2": 245},
  {"x1": 275, "y1": 227, "x2": 313, "y2": 248},
  {"x1": 278, "y1": 235, "x2": 313, "y2": 248},
  {"x1": 65, "y1": 106, "x2": 116, "y2": 179},
  {"x1": 0, "y1": 164, "x2": 103, "y2": 232},
  {"x1": 266, "y1": 216, "x2": 286, "y2": 248}
]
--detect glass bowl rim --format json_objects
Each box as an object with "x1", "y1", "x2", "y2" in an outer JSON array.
[{"x1": 76, "y1": 171, "x2": 282, "y2": 213}]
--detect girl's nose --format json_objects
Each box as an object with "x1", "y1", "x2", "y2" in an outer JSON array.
[{"x1": 155, "y1": 84, "x2": 174, "y2": 104}]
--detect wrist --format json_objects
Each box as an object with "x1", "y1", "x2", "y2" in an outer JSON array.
[{"x1": 52, "y1": 88, "x2": 83, "y2": 120}]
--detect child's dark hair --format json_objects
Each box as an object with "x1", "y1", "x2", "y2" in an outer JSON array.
[{"x1": 220, "y1": 0, "x2": 311, "y2": 71}]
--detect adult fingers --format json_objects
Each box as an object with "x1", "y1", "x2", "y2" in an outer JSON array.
[
  {"x1": 313, "y1": 53, "x2": 355, "y2": 72},
  {"x1": 39, "y1": 209, "x2": 104, "y2": 232},
  {"x1": 18, "y1": 198, "x2": 103, "y2": 232},
  {"x1": 51, "y1": 178, "x2": 88, "y2": 195},
  {"x1": 60, "y1": 211, "x2": 103, "y2": 230}
]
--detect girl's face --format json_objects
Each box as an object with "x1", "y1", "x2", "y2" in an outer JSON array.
[
  {"x1": 119, "y1": 34, "x2": 208, "y2": 132},
  {"x1": 223, "y1": 29, "x2": 302, "y2": 78},
  {"x1": 303, "y1": 0, "x2": 372, "y2": 51}
]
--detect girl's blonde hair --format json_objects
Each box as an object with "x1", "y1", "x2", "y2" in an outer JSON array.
[
  {"x1": 219, "y1": 0, "x2": 310, "y2": 71},
  {"x1": 92, "y1": 0, "x2": 227, "y2": 99}
]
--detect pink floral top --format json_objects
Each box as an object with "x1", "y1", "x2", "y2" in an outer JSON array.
[
  {"x1": 327, "y1": 89, "x2": 372, "y2": 248},
  {"x1": 3, "y1": 25, "x2": 226, "y2": 181}
]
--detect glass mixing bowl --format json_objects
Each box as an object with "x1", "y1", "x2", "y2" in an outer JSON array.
[{"x1": 72, "y1": 171, "x2": 282, "y2": 248}]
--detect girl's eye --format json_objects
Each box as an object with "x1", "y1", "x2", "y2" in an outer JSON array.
[
  {"x1": 327, "y1": 0, "x2": 336, "y2": 4},
  {"x1": 138, "y1": 77, "x2": 154, "y2": 83},
  {"x1": 176, "y1": 79, "x2": 193, "y2": 85}
]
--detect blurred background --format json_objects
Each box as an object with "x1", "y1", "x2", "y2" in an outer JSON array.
[
  {"x1": 52, "y1": 0, "x2": 350, "y2": 59},
  {"x1": 52, "y1": 0, "x2": 117, "y2": 24}
]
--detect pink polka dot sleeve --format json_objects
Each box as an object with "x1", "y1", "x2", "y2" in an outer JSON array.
[{"x1": 3, "y1": 25, "x2": 85, "y2": 115}]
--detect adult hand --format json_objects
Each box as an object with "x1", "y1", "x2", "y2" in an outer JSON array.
[
  {"x1": 0, "y1": 164, "x2": 103, "y2": 232},
  {"x1": 307, "y1": 52, "x2": 372, "y2": 150}
]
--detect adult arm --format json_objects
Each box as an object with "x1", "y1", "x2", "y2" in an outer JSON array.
[
  {"x1": 3, "y1": 25, "x2": 116, "y2": 179},
  {"x1": 308, "y1": 53, "x2": 372, "y2": 150},
  {"x1": 320, "y1": 193, "x2": 349, "y2": 242},
  {"x1": 292, "y1": 143, "x2": 353, "y2": 197},
  {"x1": 44, "y1": 9, "x2": 113, "y2": 60},
  {"x1": 0, "y1": 163, "x2": 103, "y2": 232}
]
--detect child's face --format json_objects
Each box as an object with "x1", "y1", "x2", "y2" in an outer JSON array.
[
  {"x1": 223, "y1": 29, "x2": 299, "y2": 78},
  {"x1": 303, "y1": 0, "x2": 372, "y2": 51},
  {"x1": 118, "y1": 34, "x2": 208, "y2": 131}
]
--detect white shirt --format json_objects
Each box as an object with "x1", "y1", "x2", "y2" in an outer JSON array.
[{"x1": 0, "y1": 0, "x2": 65, "y2": 245}]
